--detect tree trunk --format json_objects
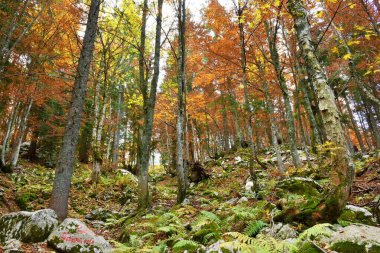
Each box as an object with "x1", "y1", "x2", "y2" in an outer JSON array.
[
  {"x1": 287, "y1": 0, "x2": 354, "y2": 222},
  {"x1": 50, "y1": 0, "x2": 100, "y2": 220},
  {"x1": 10, "y1": 98, "x2": 33, "y2": 167},
  {"x1": 265, "y1": 20, "x2": 301, "y2": 168},
  {"x1": 138, "y1": 0, "x2": 163, "y2": 208},
  {"x1": 343, "y1": 92, "x2": 366, "y2": 153},
  {"x1": 262, "y1": 76, "x2": 285, "y2": 174},
  {"x1": 236, "y1": 3, "x2": 258, "y2": 189},
  {"x1": 176, "y1": 0, "x2": 187, "y2": 203},
  {"x1": 1, "y1": 102, "x2": 19, "y2": 165},
  {"x1": 112, "y1": 84, "x2": 124, "y2": 168}
]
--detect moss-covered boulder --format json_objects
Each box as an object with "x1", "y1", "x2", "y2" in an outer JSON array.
[
  {"x1": 0, "y1": 209, "x2": 58, "y2": 243},
  {"x1": 47, "y1": 218, "x2": 112, "y2": 253},
  {"x1": 338, "y1": 205, "x2": 376, "y2": 226},
  {"x1": 274, "y1": 177, "x2": 324, "y2": 224},
  {"x1": 328, "y1": 224, "x2": 380, "y2": 253}
]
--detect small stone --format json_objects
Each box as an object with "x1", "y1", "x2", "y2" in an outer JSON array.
[
  {"x1": 238, "y1": 197, "x2": 248, "y2": 203},
  {"x1": 182, "y1": 198, "x2": 191, "y2": 205},
  {"x1": 4, "y1": 239, "x2": 23, "y2": 253}
]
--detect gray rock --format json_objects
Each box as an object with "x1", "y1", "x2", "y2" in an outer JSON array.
[
  {"x1": 238, "y1": 197, "x2": 249, "y2": 203},
  {"x1": 328, "y1": 224, "x2": 380, "y2": 252},
  {"x1": 245, "y1": 180, "x2": 254, "y2": 194},
  {"x1": 0, "y1": 209, "x2": 58, "y2": 243},
  {"x1": 261, "y1": 223, "x2": 298, "y2": 240},
  {"x1": 47, "y1": 218, "x2": 112, "y2": 253},
  {"x1": 337, "y1": 205, "x2": 376, "y2": 225},
  {"x1": 182, "y1": 198, "x2": 191, "y2": 205},
  {"x1": 4, "y1": 239, "x2": 23, "y2": 253},
  {"x1": 205, "y1": 240, "x2": 236, "y2": 253}
]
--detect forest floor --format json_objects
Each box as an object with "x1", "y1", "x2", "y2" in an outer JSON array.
[{"x1": 0, "y1": 148, "x2": 379, "y2": 252}]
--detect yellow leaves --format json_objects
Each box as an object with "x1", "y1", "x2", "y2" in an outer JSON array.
[
  {"x1": 343, "y1": 53, "x2": 352, "y2": 60},
  {"x1": 331, "y1": 47, "x2": 339, "y2": 54},
  {"x1": 274, "y1": 0, "x2": 281, "y2": 7},
  {"x1": 347, "y1": 40, "x2": 360, "y2": 46}
]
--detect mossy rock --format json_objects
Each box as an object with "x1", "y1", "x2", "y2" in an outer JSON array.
[
  {"x1": 0, "y1": 209, "x2": 58, "y2": 243},
  {"x1": 47, "y1": 218, "x2": 112, "y2": 253},
  {"x1": 276, "y1": 177, "x2": 323, "y2": 197},
  {"x1": 325, "y1": 224, "x2": 380, "y2": 253},
  {"x1": 338, "y1": 205, "x2": 376, "y2": 226}
]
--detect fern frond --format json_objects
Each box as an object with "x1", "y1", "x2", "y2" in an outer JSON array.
[
  {"x1": 298, "y1": 223, "x2": 333, "y2": 241},
  {"x1": 200, "y1": 211, "x2": 221, "y2": 223},
  {"x1": 244, "y1": 220, "x2": 267, "y2": 237},
  {"x1": 224, "y1": 232, "x2": 255, "y2": 245},
  {"x1": 172, "y1": 239, "x2": 199, "y2": 252}
]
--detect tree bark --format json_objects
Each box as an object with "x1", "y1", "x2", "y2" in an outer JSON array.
[
  {"x1": 112, "y1": 84, "x2": 124, "y2": 168},
  {"x1": 10, "y1": 98, "x2": 33, "y2": 167},
  {"x1": 265, "y1": 20, "x2": 301, "y2": 168},
  {"x1": 50, "y1": 0, "x2": 100, "y2": 220},
  {"x1": 287, "y1": 0, "x2": 354, "y2": 222},
  {"x1": 236, "y1": 2, "x2": 258, "y2": 188},
  {"x1": 138, "y1": 0, "x2": 163, "y2": 208},
  {"x1": 1, "y1": 101, "x2": 19, "y2": 165},
  {"x1": 176, "y1": 0, "x2": 187, "y2": 203}
]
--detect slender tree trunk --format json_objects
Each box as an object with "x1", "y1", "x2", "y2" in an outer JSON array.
[
  {"x1": 343, "y1": 92, "x2": 366, "y2": 153},
  {"x1": 10, "y1": 98, "x2": 33, "y2": 167},
  {"x1": 112, "y1": 84, "x2": 124, "y2": 168},
  {"x1": 28, "y1": 128, "x2": 39, "y2": 161},
  {"x1": 300, "y1": 79, "x2": 321, "y2": 147},
  {"x1": 1, "y1": 102, "x2": 19, "y2": 164},
  {"x1": 138, "y1": 0, "x2": 163, "y2": 208},
  {"x1": 92, "y1": 97, "x2": 107, "y2": 182},
  {"x1": 288, "y1": 0, "x2": 354, "y2": 222},
  {"x1": 176, "y1": 0, "x2": 187, "y2": 203},
  {"x1": 237, "y1": 4, "x2": 258, "y2": 188},
  {"x1": 265, "y1": 20, "x2": 301, "y2": 168},
  {"x1": 263, "y1": 77, "x2": 285, "y2": 173},
  {"x1": 50, "y1": 0, "x2": 100, "y2": 220}
]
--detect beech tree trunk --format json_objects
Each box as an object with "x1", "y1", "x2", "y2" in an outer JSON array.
[
  {"x1": 265, "y1": 20, "x2": 301, "y2": 168},
  {"x1": 138, "y1": 0, "x2": 163, "y2": 208},
  {"x1": 1, "y1": 101, "x2": 19, "y2": 165},
  {"x1": 236, "y1": 2, "x2": 258, "y2": 188},
  {"x1": 10, "y1": 98, "x2": 33, "y2": 167},
  {"x1": 50, "y1": 0, "x2": 100, "y2": 220},
  {"x1": 288, "y1": 0, "x2": 354, "y2": 222},
  {"x1": 112, "y1": 84, "x2": 124, "y2": 168},
  {"x1": 262, "y1": 74, "x2": 285, "y2": 174},
  {"x1": 176, "y1": 0, "x2": 187, "y2": 203}
]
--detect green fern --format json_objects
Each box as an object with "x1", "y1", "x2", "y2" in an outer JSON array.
[
  {"x1": 192, "y1": 211, "x2": 222, "y2": 244},
  {"x1": 199, "y1": 210, "x2": 221, "y2": 223},
  {"x1": 172, "y1": 240, "x2": 199, "y2": 252},
  {"x1": 244, "y1": 220, "x2": 268, "y2": 237},
  {"x1": 224, "y1": 232, "x2": 255, "y2": 245},
  {"x1": 298, "y1": 223, "x2": 333, "y2": 241}
]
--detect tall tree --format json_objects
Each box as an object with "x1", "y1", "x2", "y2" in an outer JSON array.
[
  {"x1": 50, "y1": 0, "x2": 101, "y2": 220},
  {"x1": 176, "y1": 0, "x2": 187, "y2": 203},
  {"x1": 287, "y1": 0, "x2": 355, "y2": 221},
  {"x1": 138, "y1": 0, "x2": 164, "y2": 208}
]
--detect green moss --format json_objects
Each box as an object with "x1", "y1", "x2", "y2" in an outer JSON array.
[
  {"x1": 331, "y1": 241, "x2": 366, "y2": 253},
  {"x1": 298, "y1": 241, "x2": 324, "y2": 253}
]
